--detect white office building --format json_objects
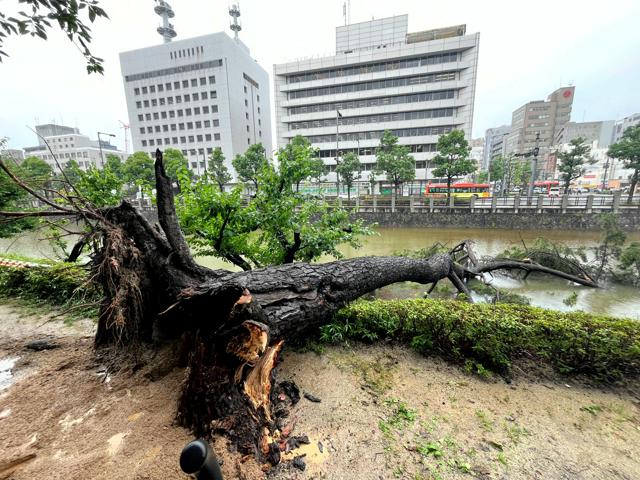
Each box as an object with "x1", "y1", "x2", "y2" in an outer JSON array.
[
  {"x1": 273, "y1": 15, "x2": 480, "y2": 192},
  {"x1": 119, "y1": 32, "x2": 272, "y2": 177},
  {"x1": 22, "y1": 123, "x2": 126, "y2": 171}
]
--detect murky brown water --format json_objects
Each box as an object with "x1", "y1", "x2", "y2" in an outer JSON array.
[{"x1": 2, "y1": 227, "x2": 639, "y2": 319}]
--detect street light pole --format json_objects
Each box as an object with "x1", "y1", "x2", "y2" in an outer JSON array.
[
  {"x1": 97, "y1": 131, "x2": 116, "y2": 169},
  {"x1": 527, "y1": 132, "x2": 540, "y2": 198},
  {"x1": 602, "y1": 156, "x2": 611, "y2": 190}
]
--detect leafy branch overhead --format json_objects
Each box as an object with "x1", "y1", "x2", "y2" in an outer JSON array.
[{"x1": 0, "y1": 0, "x2": 108, "y2": 74}]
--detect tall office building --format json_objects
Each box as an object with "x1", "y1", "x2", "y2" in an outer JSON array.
[
  {"x1": 556, "y1": 120, "x2": 615, "y2": 149},
  {"x1": 273, "y1": 15, "x2": 480, "y2": 190},
  {"x1": 483, "y1": 125, "x2": 511, "y2": 169},
  {"x1": 506, "y1": 87, "x2": 575, "y2": 155},
  {"x1": 613, "y1": 113, "x2": 640, "y2": 143},
  {"x1": 119, "y1": 5, "x2": 271, "y2": 177},
  {"x1": 22, "y1": 123, "x2": 127, "y2": 171}
]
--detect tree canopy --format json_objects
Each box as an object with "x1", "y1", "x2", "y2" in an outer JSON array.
[
  {"x1": 432, "y1": 130, "x2": 475, "y2": 199},
  {"x1": 123, "y1": 152, "x2": 155, "y2": 192},
  {"x1": 608, "y1": 125, "x2": 640, "y2": 200},
  {"x1": 557, "y1": 137, "x2": 592, "y2": 194},
  {"x1": 208, "y1": 147, "x2": 232, "y2": 191},
  {"x1": 375, "y1": 130, "x2": 415, "y2": 198},
  {"x1": 336, "y1": 152, "x2": 361, "y2": 201},
  {"x1": 232, "y1": 143, "x2": 268, "y2": 191},
  {"x1": 0, "y1": 0, "x2": 108, "y2": 74}
]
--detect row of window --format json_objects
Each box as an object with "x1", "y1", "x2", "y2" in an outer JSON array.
[
  {"x1": 169, "y1": 46, "x2": 204, "y2": 60},
  {"x1": 288, "y1": 72, "x2": 458, "y2": 99},
  {"x1": 141, "y1": 133, "x2": 220, "y2": 147},
  {"x1": 286, "y1": 52, "x2": 459, "y2": 83},
  {"x1": 135, "y1": 105, "x2": 219, "y2": 121},
  {"x1": 39, "y1": 151, "x2": 90, "y2": 160},
  {"x1": 124, "y1": 59, "x2": 223, "y2": 82},
  {"x1": 288, "y1": 90, "x2": 456, "y2": 115},
  {"x1": 303, "y1": 125, "x2": 455, "y2": 143},
  {"x1": 289, "y1": 108, "x2": 455, "y2": 130},
  {"x1": 135, "y1": 91, "x2": 217, "y2": 108},
  {"x1": 316, "y1": 144, "x2": 438, "y2": 158},
  {"x1": 134, "y1": 77, "x2": 215, "y2": 96},
  {"x1": 324, "y1": 160, "x2": 430, "y2": 172},
  {"x1": 139, "y1": 119, "x2": 220, "y2": 135}
]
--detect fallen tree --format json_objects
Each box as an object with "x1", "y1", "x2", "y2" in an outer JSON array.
[{"x1": 0, "y1": 149, "x2": 600, "y2": 465}]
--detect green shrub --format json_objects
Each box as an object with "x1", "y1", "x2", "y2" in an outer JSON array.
[
  {"x1": 0, "y1": 262, "x2": 99, "y2": 318},
  {"x1": 326, "y1": 299, "x2": 640, "y2": 380}
]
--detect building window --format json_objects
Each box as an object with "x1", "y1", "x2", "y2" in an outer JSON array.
[
  {"x1": 139, "y1": 127, "x2": 145, "y2": 134},
  {"x1": 210, "y1": 91, "x2": 217, "y2": 98},
  {"x1": 244, "y1": 99, "x2": 248, "y2": 107},
  {"x1": 213, "y1": 120, "x2": 219, "y2": 127},
  {"x1": 191, "y1": 79, "x2": 197, "y2": 87},
  {"x1": 150, "y1": 85, "x2": 156, "y2": 93},
  {"x1": 188, "y1": 135, "x2": 195, "y2": 142},
  {"x1": 136, "y1": 101, "x2": 142, "y2": 108},
  {"x1": 157, "y1": 139, "x2": 162, "y2": 145},
  {"x1": 247, "y1": 138, "x2": 250, "y2": 145},
  {"x1": 165, "y1": 137, "x2": 170, "y2": 144},
  {"x1": 206, "y1": 147, "x2": 213, "y2": 154},
  {"x1": 203, "y1": 106, "x2": 210, "y2": 114},
  {"x1": 158, "y1": 84, "x2": 164, "y2": 92},
  {"x1": 204, "y1": 120, "x2": 211, "y2": 128},
  {"x1": 193, "y1": 93, "x2": 199, "y2": 101},
  {"x1": 163, "y1": 125, "x2": 169, "y2": 132},
  {"x1": 257, "y1": 107, "x2": 261, "y2": 114},
  {"x1": 259, "y1": 131, "x2": 262, "y2": 137},
  {"x1": 146, "y1": 127, "x2": 152, "y2": 133},
  {"x1": 194, "y1": 107, "x2": 201, "y2": 115},
  {"x1": 155, "y1": 126, "x2": 161, "y2": 133},
  {"x1": 172, "y1": 137, "x2": 178, "y2": 143},
  {"x1": 197, "y1": 135, "x2": 203, "y2": 142},
  {"x1": 182, "y1": 150, "x2": 187, "y2": 156},
  {"x1": 171, "y1": 124, "x2": 177, "y2": 131},
  {"x1": 180, "y1": 136, "x2": 186, "y2": 143},
  {"x1": 246, "y1": 125, "x2": 250, "y2": 132},
  {"x1": 142, "y1": 140, "x2": 147, "y2": 147},
  {"x1": 202, "y1": 92, "x2": 208, "y2": 100},
  {"x1": 176, "y1": 96, "x2": 182, "y2": 104},
  {"x1": 205, "y1": 134, "x2": 212, "y2": 141},
  {"x1": 200, "y1": 77, "x2": 206, "y2": 86},
  {"x1": 144, "y1": 100, "x2": 150, "y2": 107},
  {"x1": 214, "y1": 133, "x2": 220, "y2": 141},
  {"x1": 134, "y1": 87, "x2": 140, "y2": 95},
  {"x1": 137, "y1": 114, "x2": 143, "y2": 121},
  {"x1": 166, "y1": 82, "x2": 172, "y2": 90},
  {"x1": 185, "y1": 108, "x2": 192, "y2": 116},
  {"x1": 151, "y1": 99, "x2": 157, "y2": 107},
  {"x1": 245, "y1": 113, "x2": 249, "y2": 120},
  {"x1": 149, "y1": 139, "x2": 155, "y2": 146},
  {"x1": 153, "y1": 112, "x2": 159, "y2": 120},
  {"x1": 179, "y1": 123, "x2": 185, "y2": 130},
  {"x1": 257, "y1": 95, "x2": 260, "y2": 102},
  {"x1": 187, "y1": 122, "x2": 193, "y2": 129},
  {"x1": 195, "y1": 121, "x2": 202, "y2": 128},
  {"x1": 182, "y1": 80, "x2": 188, "y2": 88},
  {"x1": 178, "y1": 109, "x2": 184, "y2": 117},
  {"x1": 159, "y1": 98, "x2": 165, "y2": 106},
  {"x1": 161, "y1": 111, "x2": 167, "y2": 119},
  {"x1": 212, "y1": 105, "x2": 218, "y2": 113},
  {"x1": 145, "y1": 114, "x2": 151, "y2": 121},
  {"x1": 258, "y1": 119, "x2": 261, "y2": 126},
  {"x1": 169, "y1": 111, "x2": 175, "y2": 118},
  {"x1": 209, "y1": 76, "x2": 215, "y2": 84},
  {"x1": 142, "y1": 86, "x2": 148, "y2": 94},
  {"x1": 184, "y1": 94, "x2": 190, "y2": 102},
  {"x1": 244, "y1": 86, "x2": 247, "y2": 93},
  {"x1": 174, "y1": 81, "x2": 180, "y2": 89},
  {"x1": 168, "y1": 97, "x2": 174, "y2": 105}
]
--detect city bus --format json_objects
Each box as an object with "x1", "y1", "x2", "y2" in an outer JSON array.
[
  {"x1": 424, "y1": 182, "x2": 491, "y2": 199},
  {"x1": 533, "y1": 181, "x2": 560, "y2": 195}
]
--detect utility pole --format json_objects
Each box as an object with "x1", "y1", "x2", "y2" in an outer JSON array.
[
  {"x1": 97, "y1": 131, "x2": 115, "y2": 169},
  {"x1": 527, "y1": 132, "x2": 540, "y2": 198}
]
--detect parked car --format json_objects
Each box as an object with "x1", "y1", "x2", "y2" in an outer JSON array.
[{"x1": 548, "y1": 187, "x2": 560, "y2": 197}]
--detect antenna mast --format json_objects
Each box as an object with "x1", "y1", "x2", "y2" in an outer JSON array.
[
  {"x1": 155, "y1": 1, "x2": 176, "y2": 43},
  {"x1": 229, "y1": 4, "x2": 242, "y2": 40}
]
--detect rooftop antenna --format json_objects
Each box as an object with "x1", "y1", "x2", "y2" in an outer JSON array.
[
  {"x1": 343, "y1": 2, "x2": 347, "y2": 26},
  {"x1": 155, "y1": 1, "x2": 176, "y2": 43},
  {"x1": 229, "y1": 3, "x2": 242, "y2": 40}
]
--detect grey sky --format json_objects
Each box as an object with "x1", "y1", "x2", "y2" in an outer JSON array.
[{"x1": 1, "y1": 0, "x2": 639, "y2": 152}]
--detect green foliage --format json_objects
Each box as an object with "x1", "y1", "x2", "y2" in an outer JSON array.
[
  {"x1": 207, "y1": 147, "x2": 231, "y2": 190},
  {"x1": 232, "y1": 143, "x2": 268, "y2": 190},
  {"x1": 0, "y1": 145, "x2": 36, "y2": 237},
  {"x1": 580, "y1": 404, "x2": 603, "y2": 416},
  {"x1": 104, "y1": 154, "x2": 123, "y2": 178},
  {"x1": 375, "y1": 130, "x2": 415, "y2": 197},
  {"x1": 556, "y1": 137, "x2": 593, "y2": 194},
  {"x1": 608, "y1": 125, "x2": 640, "y2": 200},
  {"x1": 60, "y1": 159, "x2": 81, "y2": 185},
  {"x1": 417, "y1": 441, "x2": 444, "y2": 458},
  {"x1": 21, "y1": 156, "x2": 52, "y2": 190},
  {"x1": 562, "y1": 291, "x2": 578, "y2": 307},
  {"x1": 593, "y1": 213, "x2": 627, "y2": 281},
  {"x1": 335, "y1": 151, "x2": 361, "y2": 200},
  {"x1": 489, "y1": 156, "x2": 505, "y2": 191},
  {"x1": 163, "y1": 148, "x2": 192, "y2": 190},
  {"x1": 477, "y1": 170, "x2": 489, "y2": 183},
  {"x1": 432, "y1": 130, "x2": 476, "y2": 198},
  {"x1": 0, "y1": 262, "x2": 100, "y2": 318},
  {"x1": 0, "y1": 0, "x2": 109, "y2": 74},
  {"x1": 326, "y1": 298, "x2": 640, "y2": 380},
  {"x1": 123, "y1": 152, "x2": 155, "y2": 191},
  {"x1": 74, "y1": 165, "x2": 125, "y2": 207},
  {"x1": 179, "y1": 140, "x2": 373, "y2": 269},
  {"x1": 618, "y1": 241, "x2": 640, "y2": 286},
  {"x1": 498, "y1": 237, "x2": 588, "y2": 278}
]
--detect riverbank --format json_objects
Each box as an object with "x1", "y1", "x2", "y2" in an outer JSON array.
[{"x1": 0, "y1": 303, "x2": 639, "y2": 479}]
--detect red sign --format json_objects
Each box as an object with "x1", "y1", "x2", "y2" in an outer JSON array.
[{"x1": 563, "y1": 90, "x2": 572, "y2": 98}]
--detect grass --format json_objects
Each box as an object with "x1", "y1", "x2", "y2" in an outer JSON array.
[{"x1": 475, "y1": 410, "x2": 494, "y2": 432}]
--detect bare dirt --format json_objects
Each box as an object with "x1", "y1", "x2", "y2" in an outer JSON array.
[{"x1": 0, "y1": 303, "x2": 639, "y2": 480}]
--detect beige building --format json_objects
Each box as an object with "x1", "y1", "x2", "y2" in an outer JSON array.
[{"x1": 506, "y1": 87, "x2": 574, "y2": 155}]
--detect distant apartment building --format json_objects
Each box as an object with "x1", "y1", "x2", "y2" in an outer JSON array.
[
  {"x1": 506, "y1": 87, "x2": 575, "y2": 155},
  {"x1": 612, "y1": 112, "x2": 640, "y2": 143},
  {"x1": 273, "y1": 15, "x2": 480, "y2": 191},
  {"x1": 482, "y1": 125, "x2": 510, "y2": 169},
  {"x1": 469, "y1": 138, "x2": 484, "y2": 168},
  {"x1": 556, "y1": 120, "x2": 614, "y2": 149},
  {"x1": 22, "y1": 123, "x2": 126, "y2": 171},
  {"x1": 2, "y1": 149, "x2": 25, "y2": 163},
  {"x1": 119, "y1": 32, "x2": 272, "y2": 177}
]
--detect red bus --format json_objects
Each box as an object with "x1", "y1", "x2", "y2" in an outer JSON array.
[
  {"x1": 425, "y1": 182, "x2": 491, "y2": 199},
  {"x1": 533, "y1": 181, "x2": 560, "y2": 194}
]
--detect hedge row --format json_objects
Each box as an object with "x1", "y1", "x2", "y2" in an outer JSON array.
[
  {"x1": 325, "y1": 299, "x2": 640, "y2": 380},
  {"x1": 0, "y1": 263, "x2": 100, "y2": 317}
]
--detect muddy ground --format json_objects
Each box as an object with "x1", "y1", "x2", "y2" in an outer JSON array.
[{"x1": 0, "y1": 303, "x2": 639, "y2": 480}]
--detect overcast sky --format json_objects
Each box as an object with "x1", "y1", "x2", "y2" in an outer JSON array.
[{"x1": 1, "y1": 0, "x2": 639, "y2": 152}]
